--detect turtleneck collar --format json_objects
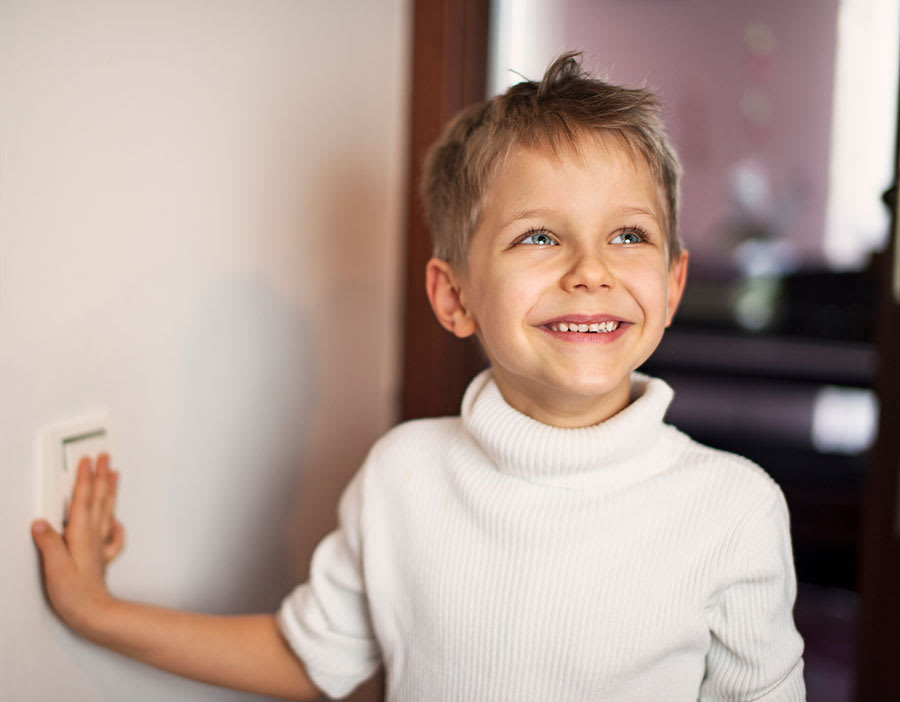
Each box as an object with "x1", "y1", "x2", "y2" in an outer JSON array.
[{"x1": 460, "y1": 369, "x2": 675, "y2": 487}]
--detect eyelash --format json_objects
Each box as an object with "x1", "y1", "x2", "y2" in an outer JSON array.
[
  {"x1": 611, "y1": 226, "x2": 651, "y2": 245},
  {"x1": 516, "y1": 228, "x2": 557, "y2": 246},
  {"x1": 515, "y1": 225, "x2": 650, "y2": 247}
]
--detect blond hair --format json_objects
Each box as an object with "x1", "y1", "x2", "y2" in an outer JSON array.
[{"x1": 421, "y1": 51, "x2": 683, "y2": 266}]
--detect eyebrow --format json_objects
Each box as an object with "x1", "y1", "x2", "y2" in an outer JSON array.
[
  {"x1": 503, "y1": 205, "x2": 660, "y2": 227},
  {"x1": 615, "y1": 205, "x2": 660, "y2": 220},
  {"x1": 503, "y1": 208, "x2": 557, "y2": 227}
]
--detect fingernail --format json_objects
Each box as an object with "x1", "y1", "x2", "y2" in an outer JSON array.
[{"x1": 32, "y1": 520, "x2": 47, "y2": 534}]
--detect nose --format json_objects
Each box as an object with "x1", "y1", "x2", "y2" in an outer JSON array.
[{"x1": 560, "y1": 251, "x2": 615, "y2": 292}]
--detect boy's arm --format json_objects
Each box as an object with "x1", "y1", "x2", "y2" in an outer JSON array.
[
  {"x1": 700, "y1": 490, "x2": 805, "y2": 701},
  {"x1": 31, "y1": 455, "x2": 321, "y2": 701}
]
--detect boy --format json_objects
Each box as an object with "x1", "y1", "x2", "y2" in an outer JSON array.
[{"x1": 32, "y1": 53, "x2": 805, "y2": 700}]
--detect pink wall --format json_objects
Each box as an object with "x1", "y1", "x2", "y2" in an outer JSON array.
[{"x1": 564, "y1": 0, "x2": 840, "y2": 269}]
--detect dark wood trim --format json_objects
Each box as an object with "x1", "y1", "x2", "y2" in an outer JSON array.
[
  {"x1": 855, "y1": 196, "x2": 900, "y2": 701},
  {"x1": 854, "y1": 43, "x2": 900, "y2": 700},
  {"x1": 400, "y1": 0, "x2": 491, "y2": 420}
]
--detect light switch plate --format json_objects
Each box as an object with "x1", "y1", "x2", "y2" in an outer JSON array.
[{"x1": 38, "y1": 415, "x2": 112, "y2": 531}]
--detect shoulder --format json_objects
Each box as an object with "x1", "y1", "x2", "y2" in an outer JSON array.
[
  {"x1": 662, "y1": 424, "x2": 788, "y2": 516},
  {"x1": 660, "y1": 429, "x2": 795, "y2": 580},
  {"x1": 336, "y1": 416, "x2": 461, "y2": 523},
  {"x1": 357, "y1": 415, "x2": 462, "y2": 482},
  {"x1": 369, "y1": 415, "x2": 461, "y2": 456}
]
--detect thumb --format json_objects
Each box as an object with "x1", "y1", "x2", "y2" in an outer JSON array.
[{"x1": 31, "y1": 520, "x2": 72, "y2": 575}]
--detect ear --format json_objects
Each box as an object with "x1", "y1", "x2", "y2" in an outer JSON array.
[
  {"x1": 425, "y1": 258, "x2": 477, "y2": 338},
  {"x1": 665, "y1": 250, "x2": 689, "y2": 327}
]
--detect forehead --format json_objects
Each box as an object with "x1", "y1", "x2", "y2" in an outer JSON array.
[{"x1": 481, "y1": 133, "x2": 661, "y2": 221}]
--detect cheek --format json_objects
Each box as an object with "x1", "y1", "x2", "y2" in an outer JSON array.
[
  {"x1": 483, "y1": 271, "x2": 542, "y2": 313},
  {"x1": 472, "y1": 277, "x2": 539, "y2": 352},
  {"x1": 630, "y1": 270, "x2": 672, "y2": 322}
]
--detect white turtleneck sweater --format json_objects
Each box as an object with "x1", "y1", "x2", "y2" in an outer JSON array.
[{"x1": 278, "y1": 372, "x2": 805, "y2": 701}]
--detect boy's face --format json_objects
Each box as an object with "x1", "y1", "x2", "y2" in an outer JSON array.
[{"x1": 427, "y1": 135, "x2": 688, "y2": 428}]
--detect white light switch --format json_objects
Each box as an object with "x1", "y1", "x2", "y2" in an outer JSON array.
[{"x1": 39, "y1": 416, "x2": 112, "y2": 531}]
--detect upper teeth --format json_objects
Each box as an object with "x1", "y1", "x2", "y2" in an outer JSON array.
[{"x1": 551, "y1": 321, "x2": 620, "y2": 333}]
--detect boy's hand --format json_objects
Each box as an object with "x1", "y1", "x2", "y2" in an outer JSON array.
[
  {"x1": 30, "y1": 454, "x2": 321, "y2": 699},
  {"x1": 32, "y1": 453, "x2": 124, "y2": 635}
]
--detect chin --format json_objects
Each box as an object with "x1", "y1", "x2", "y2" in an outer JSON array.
[{"x1": 553, "y1": 372, "x2": 631, "y2": 399}]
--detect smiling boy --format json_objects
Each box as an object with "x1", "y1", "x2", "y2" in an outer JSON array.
[
  {"x1": 32, "y1": 53, "x2": 805, "y2": 701},
  {"x1": 427, "y1": 133, "x2": 686, "y2": 427}
]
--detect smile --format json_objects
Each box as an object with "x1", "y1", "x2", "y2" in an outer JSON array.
[{"x1": 548, "y1": 321, "x2": 621, "y2": 333}]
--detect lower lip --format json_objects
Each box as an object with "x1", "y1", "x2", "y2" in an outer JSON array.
[{"x1": 541, "y1": 323, "x2": 630, "y2": 343}]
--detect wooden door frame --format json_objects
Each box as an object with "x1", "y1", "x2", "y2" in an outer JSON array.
[
  {"x1": 400, "y1": 0, "x2": 490, "y2": 421},
  {"x1": 854, "y1": 45, "x2": 900, "y2": 700}
]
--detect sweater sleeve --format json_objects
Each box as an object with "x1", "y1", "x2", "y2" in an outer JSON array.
[
  {"x1": 700, "y1": 488, "x2": 806, "y2": 701},
  {"x1": 277, "y1": 466, "x2": 381, "y2": 699}
]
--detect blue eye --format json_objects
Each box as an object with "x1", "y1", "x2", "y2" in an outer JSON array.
[
  {"x1": 519, "y1": 230, "x2": 557, "y2": 246},
  {"x1": 611, "y1": 228, "x2": 647, "y2": 245}
]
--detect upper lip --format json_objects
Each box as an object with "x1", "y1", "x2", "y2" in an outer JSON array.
[{"x1": 540, "y1": 314, "x2": 627, "y2": 326}]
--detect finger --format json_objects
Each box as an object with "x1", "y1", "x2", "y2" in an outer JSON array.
[
  {"x1": 95, "y1": 452, "x2": 110, "y2": 472},
  {"x1": 66, "y1": 457, "x2": 95, "y2": 536},
  {"x1": 102, "y1": 521, "x2": 126, "y2": 565},
  {"x1": 91, "y1": 455, "x2": 111, "y2": 528},
  {"x1": 98, "y1": 469, "x2": 119, "y2": 540},
  {"x1": 31, "y1": 520, "x2": 74, "y2": 581}
]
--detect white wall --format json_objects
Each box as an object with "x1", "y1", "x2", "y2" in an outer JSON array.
[{"x1": 0, "y1": 1, "x2": 409, "y2": 700}]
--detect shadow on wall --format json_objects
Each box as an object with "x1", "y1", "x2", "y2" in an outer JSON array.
[
  {"x1": 284, "y1": 158, "x2": 403, "y2": 584},
  {"x1": 163, "y1": 155, "x2": 399, "y2": 619},
  {"x1": 173, "y1": 277, "x2": 314, "y2": 612}
]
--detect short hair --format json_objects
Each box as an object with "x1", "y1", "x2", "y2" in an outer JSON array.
[{"x1": 420, "y1": 51, "x2": 683, "y2": 266}]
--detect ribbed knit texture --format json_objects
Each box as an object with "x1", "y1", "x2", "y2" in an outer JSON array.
[{"x1": 279, "y1": 371, "x2": 805, "y2": 701}]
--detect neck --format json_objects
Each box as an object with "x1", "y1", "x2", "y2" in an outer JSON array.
[
  {"x1": 460, "y1": 370, "x2": 675, "y2": 485},
  {"x1": 490, "y1": 373, "x2": 632, "y2": 428}
]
